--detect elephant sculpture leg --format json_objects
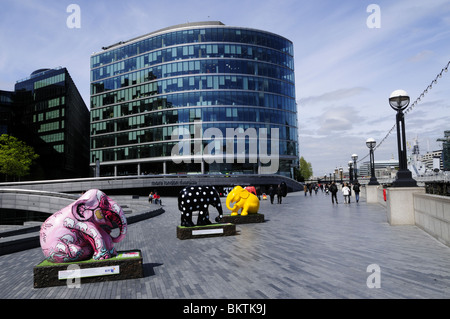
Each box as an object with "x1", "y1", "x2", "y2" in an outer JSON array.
[
  {"x1": 197, "y1": 209, "x2": 212, "y2": 226},
  {"x1": 178, "y1": 186, "x2": 223, "y2": 226}
]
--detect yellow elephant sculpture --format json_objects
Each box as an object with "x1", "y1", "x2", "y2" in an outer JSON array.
[{"x1": 226, "y1": 186, "x2": 260, "y2": 216}]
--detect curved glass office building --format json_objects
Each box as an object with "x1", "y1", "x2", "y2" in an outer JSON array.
[{"x1": 90, "y1": 21, "x2": 298, "y2": 177}]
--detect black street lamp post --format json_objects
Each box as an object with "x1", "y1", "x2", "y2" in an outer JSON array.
[
  {"x1": 351, "y1": 154, "x2": 358, "y2": 182},
  {"x1": 348, "y1": 161, "x2": 353, "y2": 183},
  {"x1": 366, "y1": 137, "x2": 379, "y2": 185},
  {"x1": 389, "y1": 90, "x2": 417, "y2": 187}
]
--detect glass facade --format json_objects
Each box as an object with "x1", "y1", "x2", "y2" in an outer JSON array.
[
  {"x1": 13, "y1": 67, "x2": 90, "y2": 179},
  {"x1": 0, "y1": 90, "x2": 14, "y2": 135},
  {"x1": 90, "y1": 21, "x2": 298, "y2": 176}
]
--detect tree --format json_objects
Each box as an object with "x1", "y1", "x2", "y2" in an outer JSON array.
[
  {"x1": 0, "y1": 134, "x2": 39, "y2": 181},
  {"x1": 298, "y1": 156, "x2": 313, "y2": 181}
]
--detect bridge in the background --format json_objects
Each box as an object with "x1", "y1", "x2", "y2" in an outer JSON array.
[{"x1": 0, "y1": 174, "x2": 304, "y2": 196}]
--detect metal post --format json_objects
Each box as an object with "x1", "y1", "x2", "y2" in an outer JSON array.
[
  {"x1": 392, "y1": 109, "x2": 417, "y2": 187},
  {"x1": 368, "y1": 146, "x2": 379, "y2": 185}
]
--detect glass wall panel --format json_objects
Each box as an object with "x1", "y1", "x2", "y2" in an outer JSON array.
[{"x1": 90, "y1": 24, "x2": 297, "y2": 176}]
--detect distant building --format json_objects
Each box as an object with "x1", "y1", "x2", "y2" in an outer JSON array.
[
  {"x1": 1, "y1": 67, "x2": 90, "y2": 180},
  {"x1": 420, "y1": 150, "x2": 443, "y2": 172},
  {"x1": 359, "y1": 158, "x2": 399, "y2": 178},
  {"x1": 437, "y1": 131, "x2": 450, "y2": 171}
]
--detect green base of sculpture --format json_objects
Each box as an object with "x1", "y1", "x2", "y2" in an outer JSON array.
[
  {"x1": 221, "y1": 213, "x2": 265, "y2": 224},
  {"x1": 33, "y1": 250, "x2": 143, "y2": 288},
  {"x1": 177, "y1": 223, "x2": 236, "y2": 240}
]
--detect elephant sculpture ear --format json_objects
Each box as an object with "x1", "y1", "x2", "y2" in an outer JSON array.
[
  {"x1": 240, "y1": 188, "x2": 250, "y2": 199},
  {"x1": 72, "y1": 200, "x2": 93, "y2": 221}
]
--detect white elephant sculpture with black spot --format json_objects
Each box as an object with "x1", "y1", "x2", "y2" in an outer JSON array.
[{"x1": 178, "y1": 186, "x2": 223, "y2": 227}]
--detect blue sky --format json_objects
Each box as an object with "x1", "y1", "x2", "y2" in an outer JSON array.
[{"x1": 1, "y1": 0, "x2": 449, "y2": 177}]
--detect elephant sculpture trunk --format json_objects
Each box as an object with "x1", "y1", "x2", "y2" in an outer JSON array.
[
  {"x1": 105, "y1": 209, "x2": 127, "y2": 243},
  {"x1": 226, "y1": 193, "x2": 242, "y2": 213},
  {"x1": 226, "y1": 196, "x2": 236, "y2": 212}
]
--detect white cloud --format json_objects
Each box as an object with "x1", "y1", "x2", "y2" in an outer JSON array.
[
  {"x1": 317, "y1": 106, "x2": 364, "y2": 134},
  {"x1": 299, "y1": 87, "x2": 369, "y2": 106},
  {"x1": 409, "y1": 50, "x2": 434, "y2": 63}
]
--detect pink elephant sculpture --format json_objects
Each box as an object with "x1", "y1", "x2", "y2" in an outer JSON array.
[{"x1": 40, "y1": 189, "x2": 127, "y2": 263}]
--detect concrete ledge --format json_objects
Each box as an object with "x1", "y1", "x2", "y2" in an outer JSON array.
[
  {"x1": 0, "y1": 189, "x2": 77, "y2": 215},
  {"x1": 221, "y1": 213, "x2": 265, "y2": 224},
  {"x1": 386, "y1": 187, "x2": 425, "y2": 225},
  {"x1": 0, "y1": 233, "x2": 40, "y2": 256},
  {"x1": 126, "y1": 207, "x2": 164, "y2": 224},
  {"x1": 176, "y1": 223, "x2": 236, "y2": 240},
  {"x1": 33, "y1": 250, "x2": 143, "y2": 288}
]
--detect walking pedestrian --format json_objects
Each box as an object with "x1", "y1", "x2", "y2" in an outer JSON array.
[
  {"x1": 269, "y1": 185, "x2": 275, "y2": 204},
  {"x1": 304, "y1": 184, "x2": 308, "y2": 196},
  {"x1": 277, "y1": 184, "x2": 283, "y2": 204},
  {"x1": 342, "y1": 183, "x2": 350, "y2": 204},
  {"x1": 329, "y1": 182, "x2": 338, "y2": 204},
  {"x1": 353, "y1": 182, "x2": 361, "y2": 203}
]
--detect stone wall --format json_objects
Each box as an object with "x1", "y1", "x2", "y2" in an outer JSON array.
[
  {"x1": 377, "y1": 187, "x2": 387, "y2": 208},
  {"x1": 413, "y1": 193, "x2": 450, "y2": 247},
  {"x1": 0, "y1": 189, "x2": 78, "y2": 214},
  {"x1": 364, "y1": 186, "x2": 450, "y2": 247}
]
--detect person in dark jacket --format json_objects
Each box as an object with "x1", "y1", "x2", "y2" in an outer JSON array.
[
  {"x1": 277, "y1": 184, "x2": 283, "y2": 204},
  {"x1": 353, "y1": 182, "x2": 361, "y2": 203},
  {"x1": 269, "y1": 185, "x2": 275, "y2": 204},
  {"x1": 329, "y1": 182, "x2": 338, "y2": 204}
]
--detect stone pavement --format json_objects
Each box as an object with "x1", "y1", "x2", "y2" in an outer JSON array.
[{"x1": 1, "y1": 189, "x2": 450, "y2": 299}]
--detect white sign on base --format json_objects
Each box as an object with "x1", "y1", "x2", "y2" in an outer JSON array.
[
  {"x1": 58, "y1": 265, "x2": 120, "y2": 280},
  {"x1": 192, "y1": 228, "x2": 224, "y2": 236}
]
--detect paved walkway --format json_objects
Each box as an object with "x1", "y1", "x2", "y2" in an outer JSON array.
[{"x1": 1, "y1": 190, "x2": 450, "y2": 299}]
